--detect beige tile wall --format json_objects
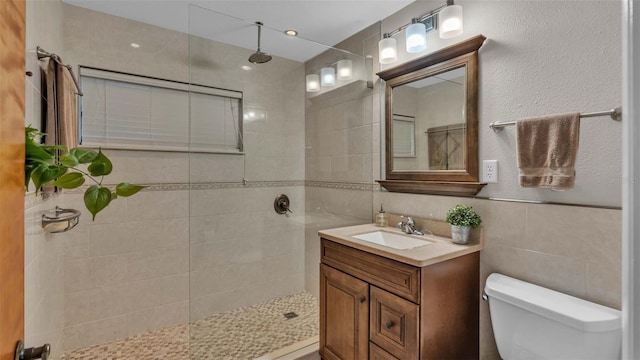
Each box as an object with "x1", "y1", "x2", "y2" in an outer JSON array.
[
  {"x1": 375, "y1": 191, "x2": 621, "y2": 359},
  {"x1": 24, "y1": 199, "x2": 65, "y2": 360},
  {"x1": 189, "y1": 185, "x2": 306, "y2": 321},
  {"x1": 24, "y1": 0, "x2": 66, "y2": 358},
  {"x1": 55, "y1": 4, "x2": 307, "y2": 352},
  {"x1": 59, "y1": 191, "x2": 190, "y2": 351}
]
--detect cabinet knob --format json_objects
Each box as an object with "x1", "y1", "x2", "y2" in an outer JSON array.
[
  {"x1": 359, "y1": 296, "x2": 366, "y2": 303},
  {"x1": 385, "y1": 321, "x2": 394, "y2": 329}
]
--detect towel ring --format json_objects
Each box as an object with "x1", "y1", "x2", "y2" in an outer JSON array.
[{"x1": 42, "y1": 206, "x2": 81, "y2": 233}]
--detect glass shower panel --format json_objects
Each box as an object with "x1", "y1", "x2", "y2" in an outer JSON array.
[
  {"x1": 188, "y1": 5, "x2": 373, "y2": 358},
  {"x1": 303, "y1": 28, "x2": 377, "y2": 300},
  {"x1": 53, "y1": 4, "x2": 192, "y2": 360}
]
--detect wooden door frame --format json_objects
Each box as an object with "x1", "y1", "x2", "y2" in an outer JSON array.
[{"x1": 0, "y1": 0, "x2": 26, "y2": 360}]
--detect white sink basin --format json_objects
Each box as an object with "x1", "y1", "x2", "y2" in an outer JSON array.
[{"x1": 352, "y1": 231, "x2": 433, "y2": 250}]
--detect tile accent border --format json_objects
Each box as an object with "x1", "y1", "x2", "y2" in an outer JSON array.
[
  {"x1": 24, "y1": 191, "x2": 57, "y2": 210},
  {"x1": 61, "y1": 180, "x2": 306, "y2": 194},
  {"x1": 305, "y1": 181, "x2": 376, "y2": 192},
  {"x1": 29, "y1": 181, "x2": 375, "y2": 198}
]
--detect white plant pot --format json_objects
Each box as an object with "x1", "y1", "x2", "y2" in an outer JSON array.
[{"x1": 450, "y1": 225, "x2": 471, "y2": 244}]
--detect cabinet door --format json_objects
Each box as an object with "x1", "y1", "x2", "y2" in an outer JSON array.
[
  {"x1": 320, "y1": 264, "x2": 369, "y2": 360},
  {"x1": 371, "y1": 342, "x2": 400, "y2": 360},
  {"x1": 370, "y1": 286, "x2": 419, "y2": 360}
]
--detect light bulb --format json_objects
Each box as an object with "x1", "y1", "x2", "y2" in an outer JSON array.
[
  {"x1": 378, "y1": 34, "x2": 397, "y2": 64},
  {"x1": 439, "y1": 4, "x2": 463, "y2": 39},
  {"x1": 306, "y1": 74, "x2": 320, "y2": 92},
  {"x1": 405, "y1": 18, "x2": 427, "y2": 53},
  {"x1": 320, "y1": 67, "x2": 336, "y2": 87},
  {"x1": 337, "y1": 59, "x2": 353, "y2": 80}
]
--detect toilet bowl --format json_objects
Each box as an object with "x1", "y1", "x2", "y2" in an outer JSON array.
[{"x1": 484, "y1": 273, "x2": 621, "y2": 360}]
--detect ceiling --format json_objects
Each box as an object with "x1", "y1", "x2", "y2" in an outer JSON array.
[{"x1": 62, "y1": 0, "x2": 415, "y2": 62}]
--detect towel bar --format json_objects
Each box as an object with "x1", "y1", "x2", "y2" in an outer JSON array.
[
  {"x1": 36, "y1": 46, "x2": 83, "y2": 96},
  {"x1": 489, "y1": 107, "x2": 622, "y2": 132}
]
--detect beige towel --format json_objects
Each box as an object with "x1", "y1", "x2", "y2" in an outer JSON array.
[
  {"x1": 516, "y1": 112, "x2": 580, "y2": 189},
  {"x1": 44, "y1": 57, "x2": 78, "y2": 150}
]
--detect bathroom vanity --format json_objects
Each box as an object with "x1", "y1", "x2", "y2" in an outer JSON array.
[{"x1": 318, "y1": 224, "x2": 482, "y2": 360}]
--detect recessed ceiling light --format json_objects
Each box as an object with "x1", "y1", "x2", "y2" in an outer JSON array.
[
  {"x1": 130, "y1": 43, "x2": 140, "y2": 48},
  {"x1": 241, "y1": 65, "x2": 252, "y2": 71},
  {"x1": 284, "y1": 29, "x2": 298, "y2": 37}
]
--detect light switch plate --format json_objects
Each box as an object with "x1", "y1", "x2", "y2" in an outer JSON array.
[{"x1": 483, "y1": 160, "x2": 498, "y2": 183}]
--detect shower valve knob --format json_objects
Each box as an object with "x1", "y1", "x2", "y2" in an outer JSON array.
[{"x1": 274, "y1": 194, "x2": 292, "y2": 214}]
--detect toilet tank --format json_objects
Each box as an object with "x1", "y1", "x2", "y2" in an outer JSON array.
[{"x1": 484, "y1": 273, "x2": 621, "y2": 360}]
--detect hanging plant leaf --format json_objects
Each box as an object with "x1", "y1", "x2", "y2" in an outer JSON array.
[
  {"x1": 25, "y1": 128, "x2": 145, "y2": 221},
  {"x1": 59, "y1": 154, "x2": 79, "y2": 168},
  {"x1": 25, "y1": 142, "x2": 54, "y2": 162},
  {"x1": 115, "y1": 182, "x2": 146, "y2": 197},
  {"x1": 70, "y1": 148, "x2": 98, "y2": 164},
  {"x1": 51, "y1": 172, "x2": 85, "y2": 189},
  {"x1": 84, "y1": 185, "x2": 112, "y2": 220},
  {"x1": 31, "y1": 164, "x2": 66, "y2": 194},
  {"x1": 87, "y1": 149, "x2": 113, "y2": 176}
]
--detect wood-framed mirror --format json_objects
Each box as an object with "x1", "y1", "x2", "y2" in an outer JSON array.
[{"x1": 377, "y1": 35, "x2": 487, "y2": 196}]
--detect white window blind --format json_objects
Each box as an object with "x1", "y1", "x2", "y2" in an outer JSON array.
[
  {"x1": 79, "y1": 67, "x2": 243, "y2": 153},
  {"x1": 393, "y1": 114, "x2": 415, "y2": 157}
]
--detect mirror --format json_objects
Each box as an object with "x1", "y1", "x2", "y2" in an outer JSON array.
[
  {"x1": 392, "y1": 66, "x2": 466, "y2": 171},
  {"x1": 377, "y1": 35, "x2": 486, "y2": 196}
]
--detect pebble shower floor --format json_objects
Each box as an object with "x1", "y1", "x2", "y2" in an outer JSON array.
[{"x1": 64, "y1": 292, "x2": 319, "y2": 360}]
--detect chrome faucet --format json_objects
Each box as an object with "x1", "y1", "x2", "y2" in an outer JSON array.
[{"x1": 397, "y1": 215, "x2": 424, "y2": 235}]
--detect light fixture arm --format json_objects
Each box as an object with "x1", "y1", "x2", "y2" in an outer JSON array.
[{"x1": 385, "y1": 1, "x2": 450, "y2": 38}]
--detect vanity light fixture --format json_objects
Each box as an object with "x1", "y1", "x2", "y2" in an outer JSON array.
[
  {"x1": 337, "y1": 59, "x2": 353, "y2": 80},
  {"x1": 306, "y1": 74, "x2": 320, "y2": 92},
  {"x1": 320, "y1": 66, "x2": 336, "y2": 87},
  {"x1": 406, "y1": 18, "x2": 427, "y2": 53},
  {"x1": 439, "y1": 0, "x2": 463, "y2": 39},
  {"x1": 305, "y1": 59, "x2": 355, "y2": 92},
  {"x1": 378, "y1": 33, "x2": 398, "y2": 64},
  {"x1": 378, "y1": 0, "x2": 464, "y2": 64}
]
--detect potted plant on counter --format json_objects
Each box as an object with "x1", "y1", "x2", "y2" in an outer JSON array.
[{"x1": 445, "y1": 204, "x2": 482, "y2": 245}]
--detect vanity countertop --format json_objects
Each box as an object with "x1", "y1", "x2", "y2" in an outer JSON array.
[{"x1": 319, "y1": 223, "x2": 483, "y2": 267}]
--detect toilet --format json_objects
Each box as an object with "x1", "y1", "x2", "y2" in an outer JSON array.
[{"x1": 484, "y1": 273, "x2": 622, "y2": 360}]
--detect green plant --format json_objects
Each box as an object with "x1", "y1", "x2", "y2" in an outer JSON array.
[
  {"x1": 25, "y1": 126, "x2": 145, "y2": 220},
  {"x1": 445, "y1": 204, "x2": 482, "y2": 229}
]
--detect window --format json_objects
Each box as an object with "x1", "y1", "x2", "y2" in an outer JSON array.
[
  {"x1": 79, "y1": 67, "x2": 243, "y2": 153},
  {"x1": 392, "y1": 114, "x2": 415, "y2": 157}
]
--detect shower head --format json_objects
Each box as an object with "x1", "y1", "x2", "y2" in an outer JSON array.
[{"x1": 249, "y1": 22, "x2": 272, "y2": 64}]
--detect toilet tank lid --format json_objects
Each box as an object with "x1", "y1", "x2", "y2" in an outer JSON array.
[{"x1": 484, "y1": 273, "x2": 621, "y2": 332}]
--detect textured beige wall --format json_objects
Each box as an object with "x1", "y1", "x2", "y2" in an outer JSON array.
[
  {"x1": 377, "y1": 2, "x2": 622, "y2": 358},
  {"x1": 382, "y1": 1, "x2": 622, "y2": 207}
]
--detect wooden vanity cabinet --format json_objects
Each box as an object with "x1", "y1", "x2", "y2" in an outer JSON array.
[{"x1": 319, "y1": 239, "x2": 480, "y2": 360}]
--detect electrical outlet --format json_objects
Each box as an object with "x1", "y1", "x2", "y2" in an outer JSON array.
[{"x1": 483, "y1": 160, "x2": 498, "y2": 183}]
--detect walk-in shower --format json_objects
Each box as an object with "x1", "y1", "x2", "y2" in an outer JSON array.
[{"x1": 23, "y1": 2, "x2": 374, "y2": 360}]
